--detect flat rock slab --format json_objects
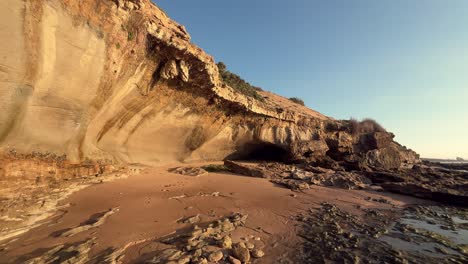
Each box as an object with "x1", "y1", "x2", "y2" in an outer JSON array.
[
  {"x1": 169, "y1": 167, "x2": 208, "y2": 177},
  {"x1": 224, "y1": 160, "x2": 272, "y2": 178}
]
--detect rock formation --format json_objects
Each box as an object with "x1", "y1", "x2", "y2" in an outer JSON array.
[
  {"x1": 2, "y1": 2, "x2": 467, "y2": 263},
  {"x1": 0, "y1": 0, "x2": 418, "y2": 169}
]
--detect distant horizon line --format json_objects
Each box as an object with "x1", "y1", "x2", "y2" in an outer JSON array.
[{"x1": 421, "y1": 157, "x2": 466, "y2": 161}]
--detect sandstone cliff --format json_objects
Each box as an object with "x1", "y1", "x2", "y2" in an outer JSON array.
[{"x1": 0, "y1": 0, "x2": 419, "y2": 169}]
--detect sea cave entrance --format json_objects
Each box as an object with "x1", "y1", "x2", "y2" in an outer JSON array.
[{"x1": 226, "y1": 142, "x2": 290, "y2": 162}]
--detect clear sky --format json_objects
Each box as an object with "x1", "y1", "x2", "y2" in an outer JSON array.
[{"x1": 155, "y1": 0, "x2": 468, "y2": 159}]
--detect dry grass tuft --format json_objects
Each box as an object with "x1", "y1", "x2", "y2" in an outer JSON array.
[{"x1": 289, "y1": 97, "x2": 305, "y2": 106}]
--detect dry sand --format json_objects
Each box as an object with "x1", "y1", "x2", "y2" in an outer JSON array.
[{"x1": 0, "y1": 162, "x2": 430, "y2": 263}]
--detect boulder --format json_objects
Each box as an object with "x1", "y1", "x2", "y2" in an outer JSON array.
[
  {"x1": 220, "y1": 235, "x2": 232, "y2": 249},
  {"x1": 325, "y1": 131, "x2": 354, "y2": 159},
  {"x1": 359, "y1": 132, "x2": 394, "y2": 151},
  {"x1": 289, "y1": 140, "x2": 329, "y2": 162},
  {"x1": 251, "y1": 249, "x2": 265, "y2": 258},
  {"x1": 228, "y1": 256, "x2": 241, "y2": 264},
  {"x1": 232, "y1": 242, "x2": 250, "y2": 263},
  {"x1": 361, "y1": 146, "x2": 402, "y2": 170},
  {"x1": 208, "y1": 251, "x2": 223, "y2": 262},
  {"x1": 160, "y1": 60, "x2": 179, "y2": 79}
]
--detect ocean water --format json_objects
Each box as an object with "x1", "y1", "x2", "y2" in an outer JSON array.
[{"x1": 422, "y1": 158, "x2": 468, "y2": 164}]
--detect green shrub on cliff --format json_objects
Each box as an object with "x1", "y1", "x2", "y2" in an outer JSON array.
[
  {"x1": 289, "y1": 97, "x2": 305, "y2": 106},
  {"x1": 217, "y1": 62, "x2": 265, "y2": 102},
  {"x1": 127, "y1": 31, "x2": 135, "y2": 41}
]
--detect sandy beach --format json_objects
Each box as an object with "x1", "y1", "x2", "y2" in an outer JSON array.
[{"x1": 0, "y1": 162, "x2": 438, "y2": 263}]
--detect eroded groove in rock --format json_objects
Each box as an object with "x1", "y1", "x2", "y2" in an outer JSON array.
[
  {"x1": 21, "y1": 237, "x2": 96, "y2": 264},
  {"x1": 55, "y1": 207, "x2": 119, "y2": 237},
  {"x1": 0, "y1": 152, "x2": 129, "y2": 243}
]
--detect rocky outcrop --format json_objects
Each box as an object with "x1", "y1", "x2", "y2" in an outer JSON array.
[
  {"x1": 0, "y1": 152, "x2": 129, "y2": 241},
  {"x1": 141, "y1": 213, "x2": 256, "y2": 264},
  {"x1": 381, "y1": 182, "x2": 468, "y2": 206},
  {"x1": 0, "y1": 0, "x2": 419, "y2": 170},
  {"x1": 321, "y1": 128, "x2": 420, "y2": 171},
  {"x1": 368, "y1": 164, "x2": 468, "y2": 206},
  {"x1": 224, "y1": 161, "x2": 468, "y2": 205},
  {"x1": 224, "y1": 160, "x2": 273, "y2": 179},
  {"x1": 224, "y1": 161, "x2": 372, "y2": 191},
  {"x1": 297, "y1": 203, "x2": 468, "y2": 263}
]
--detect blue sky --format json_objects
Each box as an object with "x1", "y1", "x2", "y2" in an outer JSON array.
[{"x1": 155, "y1": 0, "x2": 468, "y2": 159}]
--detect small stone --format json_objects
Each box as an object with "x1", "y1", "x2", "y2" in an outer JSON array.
[
  {"x1": 292, "y1": 170, "x2": 312, "y2": 180},
  {"x1": 202, "y1": 245, "x2": 221, "y2": 254},
  {"x1": 297, "y1": 182, "x2": 310, "y2": 190},
  {"x1": 254, "y1": 237, "x2": 261, "y2": 241},
  {"x1": 193, "y1": 249, "x2": 203, "y2": 257},
  {"x1": 232, "y1": 242, "x2": 250, "y2": 263},
  {"x1": 180, "y1": 214, "x2": 200, "y2": 224},
  {"x1": 191, "y1": 228, "x2": 203, "y2": 237},
  {"x1": 220, "y1": 235, "x2": 232, "y2": 249},
  {"x1": 208, "y1": 251, "x2": 223, "y2": 262},
  {"x1": 251, "y1": 249, "x2": 265, "y2": 258},
  {"x1": 160, "y1": 249, "x2": 183, "y2": 261},
  {"x1": 220, "y1": 220, "x2": 235, "y2": 232},
  {"x1": 228, "y1": 256, "x2": 241, "y2": 264},
  {"x1": 195, "y1": 258, "x2": 208, "y2": 264},
  {"x1": 177, "y1": 255, "x2": 191, "y2": 264},
  {"x1": 245, "y1": 242, "x2": 255, "y2": 250}
]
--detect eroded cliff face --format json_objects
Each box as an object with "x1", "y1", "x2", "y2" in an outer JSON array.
[{"x1": 0, "y1": 0, "x2": 419, "y2": 169}]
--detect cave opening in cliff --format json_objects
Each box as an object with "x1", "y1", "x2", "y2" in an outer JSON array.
[{"x1": 226, "y1": 142, "x2": 290, "y2": 162}]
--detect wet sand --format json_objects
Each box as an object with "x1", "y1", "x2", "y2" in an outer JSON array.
[{"x1": 0, "y1": 162, "x2": 432, "y2": 263}]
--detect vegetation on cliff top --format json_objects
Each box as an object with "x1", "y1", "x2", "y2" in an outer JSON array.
[
  {"x1": 289, "y1": 97, "x2": 305, "y2": 106},
  {"x1": 349, "y1": 118, "x2": 386, "y2": 135},
  {"x1": 217, "y1": 62, "x2": 265, "y2": 102}
]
